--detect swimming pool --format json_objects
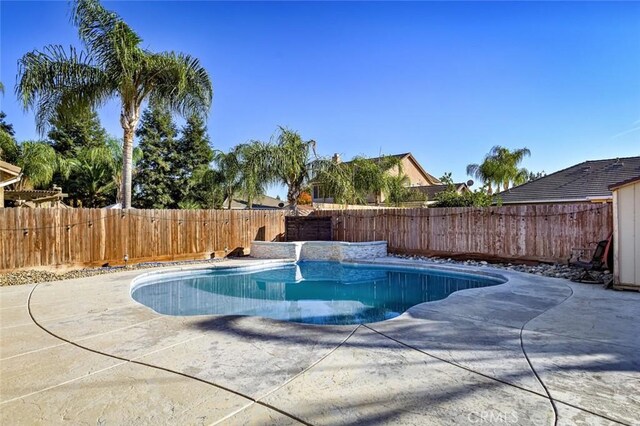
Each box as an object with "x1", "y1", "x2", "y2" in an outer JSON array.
[{"x1": 131, "y1": 262, "x2": 505, "y2": 325}]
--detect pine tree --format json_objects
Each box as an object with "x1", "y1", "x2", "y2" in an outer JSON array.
[
  {"x1": 174, "y1": 114, "x2": 215, "y2": 207},
  {"x1": 0, "y1": 85, "x2": 17, "y2": 163},
  {"x1": 0, "y1": 112, "x2": 18, "y2": 163},
  {"x1": 134, "y1": 106, "x2": 178, "y2": 209},
  {"x1": 47, "y1": 108, "x2": 108, "y2": 156},
  {"x1": 0, "y1": 112, "x2": 15, "y2": 137}
]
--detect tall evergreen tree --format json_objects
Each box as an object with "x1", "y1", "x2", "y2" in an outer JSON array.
[
  {"x1": 174, "y1": 115, "x2": 214, "y2": 206},
  {"x1": 0, "y1": 112, "x2": 15, "y2": 137},
  {"x1": 0, "y1": 114, "x2": 18, "y2": 164},
  {"x1": 0, "y1": 84, "x2": 17, "y2": 163},
  {"x1": 134, "y1": 106, "x2": 178, "y2": 209},
  {"x1": 47, "y1": 108, "x2": 108, "y2": 156}
]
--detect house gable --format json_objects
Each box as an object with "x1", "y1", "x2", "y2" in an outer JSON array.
[
  {"x1": 311, "y1": 152, "x2": 441, "y2": 203},
  {"x1": 398, "y1": 154, "x2": 441, "y2": 186}
]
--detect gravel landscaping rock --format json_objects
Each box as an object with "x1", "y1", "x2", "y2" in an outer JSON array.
[
  {"x1": 389, "y1": 253, "x2": 613, "y2": 284},
  {"x1": 0, "y1": 258, "x2": 225, "y2": 287}
]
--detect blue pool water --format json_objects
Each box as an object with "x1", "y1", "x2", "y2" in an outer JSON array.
[{"x1": 131, "y1": 262, "x2": 504, "y2": 325}]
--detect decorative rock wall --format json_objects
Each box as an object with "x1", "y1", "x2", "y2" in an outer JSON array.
[
  {"x1": 250, "y1": 241, "x2": 302, "y2": 260},
  {"x1": 250, "y1": 241, "x2": 387, "y2": 261}
]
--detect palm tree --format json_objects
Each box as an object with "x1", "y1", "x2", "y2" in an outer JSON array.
[
  {"x1": 466, "y1": 146, "x2": 531, "y2": 193},
  {"x1": 13, "y1": 141, "x2": 61, "y2": 190},
  {"x1": 16, "y1": 0, "x2": 212, "y2": 209},
  {"x1": 312, "y1": 159, "x2": 357, "y2": 205},
  {"x1": 267, "y1": 127, "x2": 321, "y2": 213},
  {"x1": 69, "y1": 145, "x2": 115, "y2": 207},
  {"x1": 189, "y1": 167, "x2": 225, "y2": 209},
  {"x1": 213, "y1": 149, "x2": 243, "y2": 210},
  {"x1": 466, "y1": 160, "x2": 499, "y2": 195},
  {"x1": 385, "y1": 174, "x2": 411, "y2": 207},
  {"x1": 235, "y1": 141, "x2": 271, "y2": 209},
  {"x1": 494, "y1": 146, "x2": 530, "y2": 190}
]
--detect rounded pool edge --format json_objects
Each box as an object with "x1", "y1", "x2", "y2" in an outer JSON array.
[
  {"x1": 128, "y1": 257, "x2": 512, "y2": 326},
  {"x1": 129, "y1": 258, "x2": 509, "y2": 293}
]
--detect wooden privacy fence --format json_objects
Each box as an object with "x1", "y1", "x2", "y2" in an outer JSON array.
[
  {"x1": 285, "y1": 216, "x2": 332, "y2": 241},
  {"x1": 0, "y1": 208, "x2": 286, "y2": 271},
  {"x1": 314, "y1": 204, "x2": 613, "y2": 263}
]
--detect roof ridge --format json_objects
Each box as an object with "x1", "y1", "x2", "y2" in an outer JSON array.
[
  {"x1": 583, "y1": 155, "x2": 639, "y2": 163},
  {"x1": 496, "y1": 155, "x2": 640, "y2": 196}
]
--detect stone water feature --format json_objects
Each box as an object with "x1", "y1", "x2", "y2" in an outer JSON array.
[{"x1": 250, "y1": 241, "x2": 387, "y2": 262}]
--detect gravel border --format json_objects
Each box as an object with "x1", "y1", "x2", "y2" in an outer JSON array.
[
  {"x1": 388, "y1": 253, "x2": 613, "y2": 283},
  {"x1": 0, "y1": 258, "x2": 226, "y2": 287}
]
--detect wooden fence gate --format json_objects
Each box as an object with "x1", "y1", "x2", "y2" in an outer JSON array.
[{"x1": 285, "y1": 216, "x2": 332, "y2": 241}]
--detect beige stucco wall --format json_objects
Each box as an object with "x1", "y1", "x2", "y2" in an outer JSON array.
[
  {"x1": 613, "y1": 181, "x2": 640, "y2": 287},
  {"x1": 385, "y1": 157, "x2": 430, "y2": 186},
  {"x1": 379, "y1": 157, "x2": 436, "y2": 203}
]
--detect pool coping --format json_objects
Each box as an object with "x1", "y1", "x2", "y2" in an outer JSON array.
[{"x1": 128, "y1": 258, "x2": 510, "y2": 324}]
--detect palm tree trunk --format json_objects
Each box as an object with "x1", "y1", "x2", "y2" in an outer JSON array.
[
  {"x1": 287, "y1": 185, "x2": 299, "y2": 216},
  {"x1": 121, "y1": 128, "x2": 134, "y2": 209},
  {"x1": 120, "y1": 108, "x2": 139, "y2": 209}
]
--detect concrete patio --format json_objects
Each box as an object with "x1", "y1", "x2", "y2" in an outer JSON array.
[{"x1": 1, "y1": 258, "x2": 638, "y2": 425}]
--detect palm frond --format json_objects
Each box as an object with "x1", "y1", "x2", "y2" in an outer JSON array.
[
  {"x1": 71, "y1": 0, "x2": 142, "y2": 73},
  {"x1": 16, "y1": 45, "x2": 112, "y2": 134},
  {"x1": 15, "y1": 141, "x2": 58, "y2": 189},
  {"x1": 145, "y1": 52, "x2": 213, "y2": 118}
]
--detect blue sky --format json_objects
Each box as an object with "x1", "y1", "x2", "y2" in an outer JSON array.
[{"x1": 1, "y1": 1, "x2": 639, "y2": 196}]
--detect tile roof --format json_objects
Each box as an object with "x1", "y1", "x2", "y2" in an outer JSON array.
[
  {"x1": 225, "y1": 195, "x2": 288, "y2": 210},
  {"x1": 341, "y1": 153, "x2": 411, "y2": 164},
  {"x1": 413, "y1": 183, "x2": 468, "y2": 199},
  {"x1": 496, "y1": 156, "x2": 640, "y2": 204}
]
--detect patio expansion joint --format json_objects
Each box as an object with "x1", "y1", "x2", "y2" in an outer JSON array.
[
  {"x1": 363, "y1": 280, "x2": 632, "y2": 426},
  {"x1": 210, "y1": 324, "x2": 363, "y2": 426},
  {"x1": 0, "y1": 316, "x2": 163, "y2": 362},
  {"x1": 1, "y1": 301, "x2": 141, "y2": 331},
  {"x1": 411, "y1": 300, "x2": 640, "y2": 351},
  {"x1": 23, "y1": 283, "x2": 314, "y2": 426}
]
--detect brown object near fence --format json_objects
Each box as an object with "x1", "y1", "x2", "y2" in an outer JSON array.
[
  {"x1": 313, "y1": 204, "x2": 613, "y2": 264},
  {"x1": 0, "y1": 209, "x2": 286, "y2": 272},
  {"x1": 285, "y1": 216, "x2": 332, "y2": 241}
]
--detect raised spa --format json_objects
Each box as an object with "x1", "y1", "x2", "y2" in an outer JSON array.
[{"x1": 131, "y1": 262, "x2": 505, "y2": 325}]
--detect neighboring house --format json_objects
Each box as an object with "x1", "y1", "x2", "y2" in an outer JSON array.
[
  {"x1": 4, "y1": 187, "x2": 68, "y2": 208},
  {"x1": 496, "y1": 156, "x2": 640, "y2": 205},
  {"x1": 413, "y1": 182, "x2": 471, "y2": 205},
  {"x1": 312, "y1": 152, "x2": 442, "y2": 204},
  {"x1": 0, "y1": 160, "x2": 22, "y2": 207},
  {"x1": 224, "y1": 195, "x2": 287, "y2": 210}
]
